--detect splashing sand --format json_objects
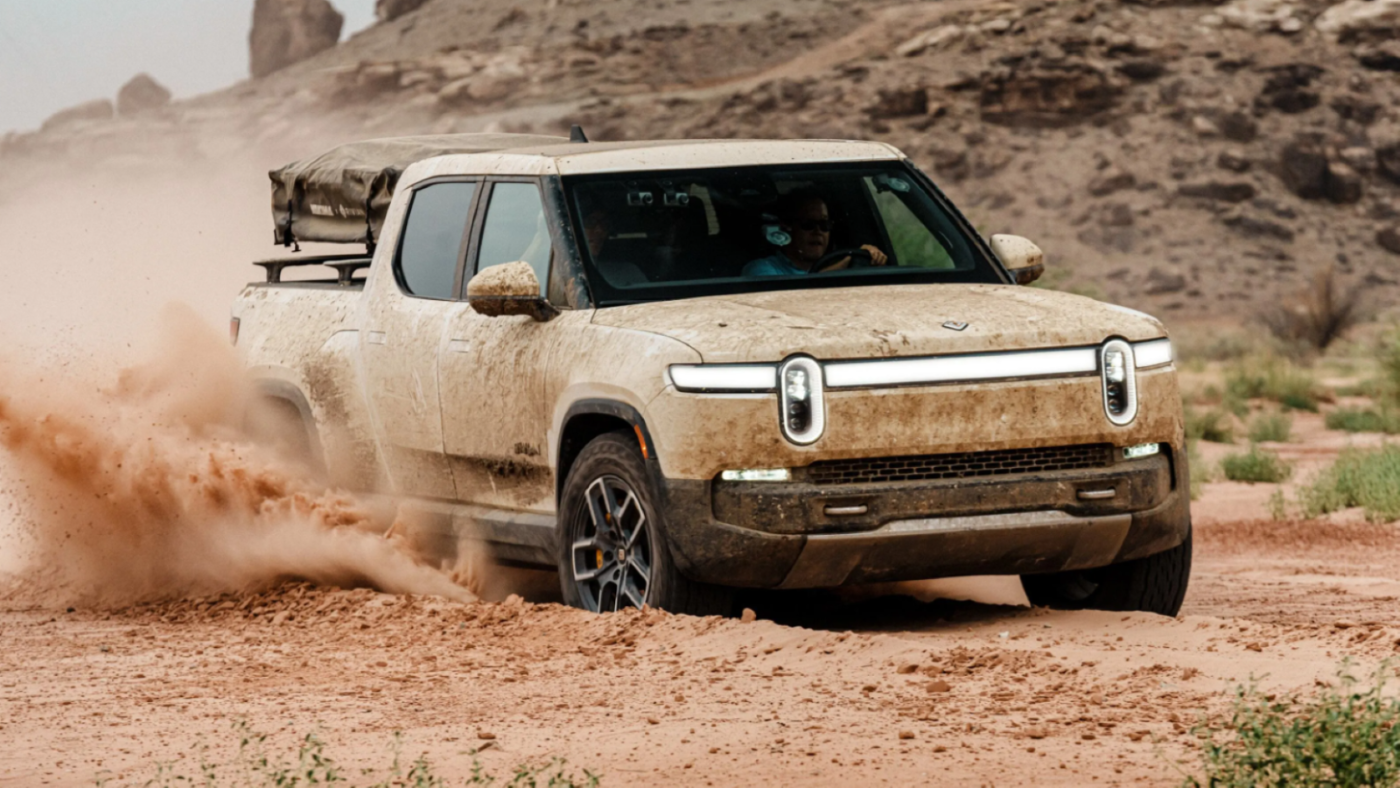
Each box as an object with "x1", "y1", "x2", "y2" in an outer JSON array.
[{"x1": 0, "y1": 305, "x2": 474, "y2": 607}]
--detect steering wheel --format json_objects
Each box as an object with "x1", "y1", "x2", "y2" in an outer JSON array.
[{"x1": 815, "y1": 247, "x2": 872, "y2": 271}]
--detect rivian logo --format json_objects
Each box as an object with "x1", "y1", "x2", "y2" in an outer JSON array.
[{"x1": 942, "y1": 321, "x2": 969, "y2": 332}]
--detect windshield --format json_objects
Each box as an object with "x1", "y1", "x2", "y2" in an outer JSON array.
[{"x1": 564, "y1": 161, "x2": 1003, "y2": 306}]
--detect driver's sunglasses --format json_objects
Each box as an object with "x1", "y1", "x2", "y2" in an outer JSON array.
[{"x1": 792, "y1": 219, "x2": 835, "y2": 232}]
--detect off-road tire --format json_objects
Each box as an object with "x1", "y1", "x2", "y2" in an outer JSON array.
[
  {"x1": 1020, "y1": 527, "x2": 1192, "y2": 616},
  {"x1": 557, "y1": 432, "x2": 734, "y2": 616}
]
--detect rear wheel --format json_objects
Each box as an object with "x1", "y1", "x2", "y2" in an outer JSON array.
[
  {"x1": 245, "y1": 396, "x2": 318, "y2": 469},
  {"x1": 1020, "y1": 528, "x2": 1192, "y2": 616},
  {"x1": 558, "y1": 432, "x2": 733, "y2": 616}
]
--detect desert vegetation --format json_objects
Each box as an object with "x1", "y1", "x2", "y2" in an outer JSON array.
[
  {"x1": 102, "y1": 723, "x2": 600, "y2": 788},
  {"x1": 1183, "y1": 664, "x2": 1400, "y2": 788},
  {"x1": 1173, "y1": 308, "x2": 1400, "y2": 528},
  {"x1": 1220, "y1": 445, "x2": 1292, "y2": 484},
  {"x1": 1295, "y1": 446, "x2": 1400, "y2": 524}
]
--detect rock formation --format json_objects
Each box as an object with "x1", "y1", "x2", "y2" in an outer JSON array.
[
  {"x1": 376, "y1": 0, "x2": 430, "y2": 24},
  {"x1": 250, "y1": 0, "x2": 344, "y2": 79},
  {"x1": 1315, "y1": 0, "x2": 1400, "y2": 41},
  {"x1": 116, "y1": 74, "x2": 172, "y2": 116},
  {"x1": 40, "y1": 99, "x2": 114, "y2": 132}
]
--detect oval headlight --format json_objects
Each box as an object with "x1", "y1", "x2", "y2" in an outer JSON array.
[
  {"x1": 779, "y1": 356, "x2": 825, "y2": 445},
  {"x1": 1101, "y1": 339, "x2": 1138, "y2": 426}
]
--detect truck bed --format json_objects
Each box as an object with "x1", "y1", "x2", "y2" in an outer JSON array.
[{"x1": 232, "y1": 276, "x2": 382, "y2": 492}]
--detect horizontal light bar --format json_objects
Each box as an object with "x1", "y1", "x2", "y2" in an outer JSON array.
[
  {"x1": 720, "y1": 468, "x2": 791, "y2": 482},
  {"x1": 1123, "y1": 442, "x2": 1161, "y2": 460},
  {"x1": 825, "y1": 347, "x2": 1098, "y2": 389},
  {"x1": 669, "y1": 364, "x2": 776, "y2": 392},
  {"x1": 672, "y1": 338, "x2": 1173, "y2": 393},
  {"x1": 1133, "y1": 338, "x2": 1173, "y2": 369}
]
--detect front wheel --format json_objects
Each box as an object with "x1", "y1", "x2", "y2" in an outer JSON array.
[
  {"x1": 557, "y1": 432, "x2": 733, "y2": 616},
  {"x1": 1020, "y1": 528, "x2": 1192, "y2": 616}
]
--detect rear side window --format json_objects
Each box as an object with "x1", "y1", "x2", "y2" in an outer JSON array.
[
  {"x1": 476, "y1": 182, "x2": 551, "y2": 296},
  {"x1": 397, "y1": 182, "x2": 477, "y2": 299}
]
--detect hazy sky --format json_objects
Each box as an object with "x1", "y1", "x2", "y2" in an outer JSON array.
[{"x1": 0, "y1": 0, "x2": 377, "y2": 134}]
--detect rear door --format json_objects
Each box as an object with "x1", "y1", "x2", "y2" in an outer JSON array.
[
  {"x1": 360, "y1": 179, "x2": 479, "y2": 499},
  {"x1": 438, "y1": 179, "x2": 561, "y2": 513}
]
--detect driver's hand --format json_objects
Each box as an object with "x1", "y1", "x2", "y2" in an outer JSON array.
[{"x1": 862, "y1": 245, "x2": 889, "y2": 266}]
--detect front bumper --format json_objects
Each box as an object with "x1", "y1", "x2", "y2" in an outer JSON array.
[{"x1": 653, "y1": 447, "x2": 1190, "y2": 589}]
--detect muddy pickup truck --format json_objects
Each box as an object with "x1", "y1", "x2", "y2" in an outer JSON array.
[{"x1": 231, "y1": 131, "x2": 1191, "y2": 616}]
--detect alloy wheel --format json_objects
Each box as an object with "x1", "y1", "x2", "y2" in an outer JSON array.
[{"x1": 569, "y1": 475, "x2": 653, "y2": 612}]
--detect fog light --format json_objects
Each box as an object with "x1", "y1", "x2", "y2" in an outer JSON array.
[
  {"x1": 1123, "y1": 442, "x2": 1160, "y2": 460},
  {"x1": 1100, "y1": 340, "x2": 1138, "y2": 426},
  {"x1": 720, "y1": 469, "x2": 792, "y2": 482},
  {"x1": 778, "y1": 356, "x2": 825, "y2": 445}
]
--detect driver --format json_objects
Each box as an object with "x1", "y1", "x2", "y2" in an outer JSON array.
[{"x1": 743, "y1": 192, "x2": 888, "y2": 277}]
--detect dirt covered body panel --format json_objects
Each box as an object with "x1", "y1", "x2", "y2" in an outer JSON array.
[
  {"x1": 592, "y1": 285, "x2": 1165, "y2": 363},
  {"x1": 231, "y1": 284, "x2": 386, "y2": 492},
  {"x1": 645, "y1": 366, "x2": 1181, "y2": 481}
]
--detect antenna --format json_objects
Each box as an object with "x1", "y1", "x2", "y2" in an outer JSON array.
[{"x1": 570, "y1": 124, "x2": 589, "y2": 143}]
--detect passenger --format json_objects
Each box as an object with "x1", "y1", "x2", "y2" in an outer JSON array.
[
  {"x1": 743, "y1": 193, "x2": 888, "y2": 277},
  {"x1": 582, "y1": 205, "x2": 610, "y2": 259},
  {"x1": 580, "y1": 200, "x2": 648, "y2": 286}
]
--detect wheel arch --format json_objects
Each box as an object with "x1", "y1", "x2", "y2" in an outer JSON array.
[
  {"x1": 250, "y1": 378, "x2": 327, "y2": 471},
  {"x1": 556, "y1": 399, "x2": 657, "y2": 505}
]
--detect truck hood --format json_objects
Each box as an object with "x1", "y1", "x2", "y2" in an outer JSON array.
[{"x1": 591, "y1": 284, "x2": 1166, "y2": 363}]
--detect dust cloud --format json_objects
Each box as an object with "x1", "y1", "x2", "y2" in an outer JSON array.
[
  {"x1": 0, "y1": 148, "x2": 476, "y2": 608},
  {"x1": 0, "y1": 305, "x2": 474, "y2": 606}
]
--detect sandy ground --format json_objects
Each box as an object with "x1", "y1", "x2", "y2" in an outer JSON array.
[
  {"x1": 4, "y1": 463, "x2": 1399, "y2": 786},
  {"x1": 0, "y1": 170, "x2": 1394, "y2": 786}
]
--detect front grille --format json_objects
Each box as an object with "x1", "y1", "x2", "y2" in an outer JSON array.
[{"x1": 805, "y1": 444, "x2": 1115, "y2": 486}]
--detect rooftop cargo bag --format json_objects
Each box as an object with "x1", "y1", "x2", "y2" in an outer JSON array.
[{"x1": 269, "y1": 133, "x2": 567, "y2": 247}]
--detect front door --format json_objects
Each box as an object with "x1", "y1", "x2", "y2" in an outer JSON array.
[
  {"x1": 438, "y1": 180, "x2": 560, "y2": 513},
  {"x1": 360, "y1": 179, "x2": 478, "y2": 500}
]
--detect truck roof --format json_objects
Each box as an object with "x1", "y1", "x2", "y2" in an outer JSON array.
[
  {"x1": 408, "y1": 137, "x2": 906, "y2": 179},
  {"x1": 271, "y1": 133, "x2": 906, "y2": 247}
]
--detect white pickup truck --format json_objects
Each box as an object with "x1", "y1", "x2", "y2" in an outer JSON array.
[{"x1": 232, "y1": 132, "x2": 1191, "y2": 616}]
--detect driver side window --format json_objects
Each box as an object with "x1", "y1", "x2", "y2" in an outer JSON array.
[{"x1": 476, "y1": 182, "x2": 551, "y2": 296}]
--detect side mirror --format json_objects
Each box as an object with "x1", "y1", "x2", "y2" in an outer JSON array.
[
  {"x1": 990, "y1": 234, "x2": 1046, "y2": 286},
  {"x1": 467, "y1": 261, "x2": 559, "y2": 322}
]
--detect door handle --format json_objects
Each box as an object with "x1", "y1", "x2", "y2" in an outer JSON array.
[
  {"x1": 367, "y1": 331, "x2": 388, "y2": 346},
  {"x1": 448, "y1": 339, "x2": 472, "y2": 354}
]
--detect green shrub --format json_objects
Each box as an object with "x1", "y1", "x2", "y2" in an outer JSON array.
[
  {"x1": 1184, "y1": 663, "x2": 1400, "y2": 788},
  {"x1": 1186, "y1": 403, "x2": 1235, "y2": 444},
  {"x1": 1333, "y1": 380, "x2": 1385, "y2": 399},
  {"x1": 1186, "y1": 440, "x2": 1212, "y2": 501},
  {"x1": 1298, "y1": 445, "x2": 1400, "y2": 523},
  {"x1": 1326, "y1": 406, "x2": 1400, "y2": 435},
  {"x1": 100, "y1": 722, "x2": 601, "y2": 788},
  {"x1": 1220, "y1": 446, "x2": 1292, "y2": 484},
  {"x1": 1381, "y1": 324, "x2": 1400, "y2": 396},
  {"x1": 1248, "y1": 412, "x2": 1293, "y2": 443},
  {"x1": 1173, "y1": 329, "x2": 1258, "y2": 364},
  {"x1": 1224, "y1": 355, "x2": 1324, "y2": 412}
]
